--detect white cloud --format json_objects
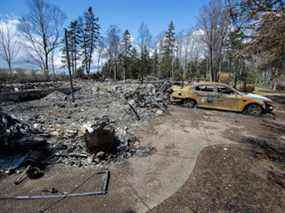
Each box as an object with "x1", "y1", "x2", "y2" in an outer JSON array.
[
  {"x1": 0, "y1": 17, "x2": 106, "y2": 73},
  {"x1": 0, "y1": 18, "x2": 19, "y2": 33},
  {"x1": 53, "y1": 52, "x2": 63, "y2": 68},
  {"x1": 193, "y1": 29, "x2": 205, "y2": 36},
  {"x1": 0, "y1": 17, "x2": 65, "y2": 70},
  {"x1": 0, "y1": 17, "x2": 23, "y2": 67}
]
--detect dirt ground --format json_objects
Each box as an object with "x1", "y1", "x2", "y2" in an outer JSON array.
[{"x1": 0, "y1": 92, "x2": 285, "y2": 213}]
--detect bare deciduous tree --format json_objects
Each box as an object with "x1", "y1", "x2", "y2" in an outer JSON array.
[
  {"x1": 106, "y1": 25, "x2": 121, "y2": 80},
  {"x1": 137, "y1": 22, "x2": 152, "y2": 81},
  {"x1": 19, "y1": 0, "x2": 66, "y2": 77},
  {"x1": 96, "y1": 36, "x2": 106, "y2": 73},
  {"x1": 176, "y1": 29, "x2": 205, "y2": 79},
  {"x1": 0, "y1": 19, "x2": 20, "y2": 74},
  {"x1": 198, "y1": 0, "x2": 229, "y2": 82}
]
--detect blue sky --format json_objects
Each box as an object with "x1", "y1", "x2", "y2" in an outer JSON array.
[
  {"x1": 1, "y1": 0, "x2": 209, "y2": 36},
  {"x1": 0, "y1": 0, "x2": 209, "y2": 69}
]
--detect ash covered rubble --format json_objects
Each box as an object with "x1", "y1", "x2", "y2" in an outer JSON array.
[
  {"x1": 53, "y1": 115, "x2": 155, "y2": 167},
  {"x1": 0, "y1": 111, "x2": 51, "y2": 174},
  {"x1": 0, "y1": 80, "x2": 171, "y2": 171},
  {"x1": 71, "y1": 80, "x2": 171, "y2": 119},
  {"x1": 21, "y1": 80, "x2": 171, "y2": 132},
  {"x1": 48, "y1": 80, "x2": 171, "y2": 167}
]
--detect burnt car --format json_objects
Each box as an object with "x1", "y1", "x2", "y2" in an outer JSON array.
[{"x1": 170, "y1": 82, "x2": 273, "y2": 115}]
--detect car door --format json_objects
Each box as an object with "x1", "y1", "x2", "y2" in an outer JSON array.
[
  {"x1": 215, "y1": 85, "x2": 243, "y2": 111},
  {"x1": 193, "y1": 84, "x2": 219, "y2": 109}
]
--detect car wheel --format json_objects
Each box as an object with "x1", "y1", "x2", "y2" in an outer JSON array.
[
  {"x1": 183, "y1": 99, "x2": 196, "y2": 108},
  {"x1": 245, "y1": 104, "x2": 263, "y2": 116}
]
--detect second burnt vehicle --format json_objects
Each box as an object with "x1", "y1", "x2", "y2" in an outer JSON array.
[{"x1": 170, "y1": 82, "x2": 273, "y2": 116}]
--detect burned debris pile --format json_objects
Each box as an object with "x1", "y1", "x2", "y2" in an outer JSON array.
[
  {"x1": 0, "y1": 82, "x2": 63, "y2": 93},
  {"x1": 53, "y1": 116, "x2": 155, "y2": 167},
  {"x1": 123, "y1": 83, "x2": 169, "y2": 117},
  {"x1": 74, "y1": 80, "x2": 171, "y2": 120},
  {"x1": 0, "y1": 80, "x2": 167, "y2": 171},
  {"x1": 0, "y1": 110, "x2": 155, "y2": 174},
  {"x1": 26, "y1": 80, "x2": 171, "y2": 129},
  {"x1": 0, "y1": 112, "x2": 50, "y2": 174},
  {"x1": 0, "y1": 81, "x2": 80, "y2": 103},
  {"x1": 0, "y1": 112, "x2": 48, "y2": 152}
]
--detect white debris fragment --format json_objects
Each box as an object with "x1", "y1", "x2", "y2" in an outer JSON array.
[
  {"x1": 82, "y1": 122, "x2": 94, "y2": 133},
  {"x1": 156, "y1": 109, "x2": 164, "y2": 115},
  {"x1": 33, "y1": 123, "x2": 40, "y2": 129}
]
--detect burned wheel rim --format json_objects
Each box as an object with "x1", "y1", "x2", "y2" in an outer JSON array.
[
  {"x1": 246, "y1": 104, "x2": 262, "y2": 116},
  {"x1": 183, "y1": 99, "x2": 196, "y2": 108}
]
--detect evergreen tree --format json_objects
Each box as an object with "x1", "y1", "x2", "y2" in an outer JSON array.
[
  {"x1": 61, "y1": 18, "x2": 84, "y2": 77},
  {"x1": 61, "y1": 28, "x2": 74, "y2": 74},
  {"x1": 160, "y1": 21, "x2": 176, "y2": 79},
  {"x1": 70, "y1": 20, "x2": 83, "y2": 76},
  {"x1": 129, "y1": 47, "x2": 140, "y2": 79},
  {"x1": 224, "y1": 30, "x2": 245, "y2": 87},
  {"x1": 82, "y1": 7, "x2": 100, "y2": 75},
  {"x1": 121, "y1": 30, "x2": 132, "y2": 56},
  {"x1": 61, "y1": 37, "x2": 68, "y2": 70}
]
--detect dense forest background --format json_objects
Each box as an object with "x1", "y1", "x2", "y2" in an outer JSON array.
[{"x1": 0, "y1": 0, "x2": 284, "y2": 90}]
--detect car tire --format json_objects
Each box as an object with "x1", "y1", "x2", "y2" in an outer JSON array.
[
  {"x1": 244, "y1": 104, "x2": 263, "y2": 116},
  {"x1": 183, "y1": 99, "x2": 196, "y2": 108}
]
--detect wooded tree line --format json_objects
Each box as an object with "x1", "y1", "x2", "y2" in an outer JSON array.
[
  {"x1": 101, "y1": 21, "x2": 208, "y2": 82},
  {"x1": 61, "y1": 7, "x2": 100, "y2": 78},
  {"x1": 0, "y1": 0, "x2": 284, "y2": 89}
]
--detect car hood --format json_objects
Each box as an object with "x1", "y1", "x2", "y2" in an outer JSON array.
[
  {"x1": 243, "y1": 93, "x2": 272, "y2": 103},
  {"x1": 171, "y1": 85, "x2": 183, "y2": 91},
  {"x1": 171, "y1": 85, "x2": 191, "y2": 91}
]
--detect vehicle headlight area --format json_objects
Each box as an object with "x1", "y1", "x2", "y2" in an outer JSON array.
[{"x1": 264, "y1": 102, "x2": 274, "y2": 113}]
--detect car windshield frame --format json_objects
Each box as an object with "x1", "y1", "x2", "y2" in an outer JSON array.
[
  {"x1": 216, "y1": 85, "x2": 239, "y2": 95},
  {"x1": 193, "y1": 84, "x2": 217, "y2": 93},
  {"x1": 193, "y1": 84, "x2": 242, "y2": 96}
]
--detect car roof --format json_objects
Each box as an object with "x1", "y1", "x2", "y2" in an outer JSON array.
[{"x1": 194, "y1": 82, "x2": 230, "y2": 87}]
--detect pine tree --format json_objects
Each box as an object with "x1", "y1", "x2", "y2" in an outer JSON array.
[
  {"x1": 61, "y1": 18, "x2": 83, "y2": 77},
  {"x1": 139, "y1": 47, "x2": 151, "y2": 81},
  {"x1": 224, "y1": 30, "x2": 244, "y2": 88},
  {"x1": 160, "y1": 21, "x2": 176, "y2": 79},
  {"x1": 129, "y1": 47, "x2": 140, "y2": 79},
  {"x1": 61, "y1": 29, "x2": 73, "y2": 73},
  {"x1": 70, "y1": 20, "x2": 83, "y2": 76},
  {"x1": 82, "y1": 7, "x2": 100, "y2": 75},
  {"x1": 75, "y1": 17, "x2": 85, "y2": 76},
  {"x1": 61, "y1": 38, "x2": 68, "y2": 69},
  {"x1": 121, "y1": 30, "x2": 132, "y2": 57}
]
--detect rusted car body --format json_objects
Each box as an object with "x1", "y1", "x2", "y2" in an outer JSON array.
[{"x1": 170, "y1": 82, "x2": 273, "y2": 115}]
